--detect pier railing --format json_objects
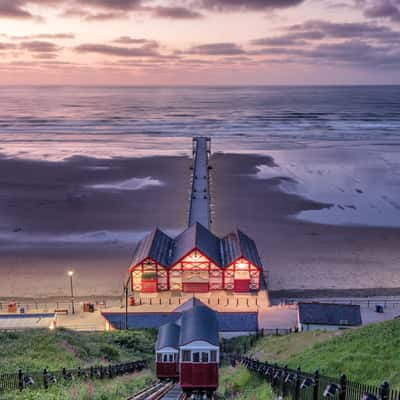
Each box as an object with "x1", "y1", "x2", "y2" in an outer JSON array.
[
  {"x1": 0, "y1": 359, "x2": 148, "y2": 394},
  {"x1": 233, "y1": 355, "x2": 398, "y2": 400}
]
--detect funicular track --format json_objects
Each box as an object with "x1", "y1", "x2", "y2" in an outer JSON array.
[
  {"x1": 127, "y1": 382, "x2": 184, "y2": 400},
  {"x1": 127, "y1": 381, "x2": 221, "y2": 400}
]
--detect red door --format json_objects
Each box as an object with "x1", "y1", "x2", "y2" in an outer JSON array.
[
  {"x1": 183, "y1": 282, "x2": 209, "y2": 292},
  {"x1": 234, "y1": 279, "x2": 250, "y2": 292},
  {"x1": 142, "y1": 279, "x2": 158, "y2": 293}
]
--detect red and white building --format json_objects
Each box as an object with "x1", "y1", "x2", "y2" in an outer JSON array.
[{"x1": 129, "y1": 222, "x2": 263, "y2": 293}]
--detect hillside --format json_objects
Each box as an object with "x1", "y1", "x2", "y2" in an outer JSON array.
[
  {"x1": 0, "y1": 328, "x2": 157, "y2": 399},
  {"x1": 0, "y1": 328, "x2": 157, "y2": 373},
  {"x1": 247, "y1": 319, "x2": 400, "y2": 388}
]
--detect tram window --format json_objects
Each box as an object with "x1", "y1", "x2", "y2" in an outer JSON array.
[
  {"x1": 163, "y1": 354, "x2": 168, "y2": 362},
  {"x1": 168, "y1": 354, "x2": 173, "y2": 362},
  {"x1": 182, "y1": 350, "x2": 191, "y2": 362},
  {"x1": 211, "y1": 351, "x2": 217, "y2": 362},
  {"x1": 201, "y1": 352, "x2": 209, "y2": 363},
  {"x1": 192, "y1": 352, "x2": 200, "y2": 363},
  {"x1": 157, "y1": 353, "x2": 162, "y2": 362}
]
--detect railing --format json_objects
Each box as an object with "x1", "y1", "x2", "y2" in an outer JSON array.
[
  {"x1": 0, "y1": 300, "x2": 113, "y2": 314},
  {"x1": 129, "y1": 295, "x2": 260, "y2": 308},
  {"x1": 233, "y1": 356, "x2": 398, "y2": 400},
  {"x1": 281, "y1": 298, "x2": 400, "y2": 310},
  {"x1": 0, "y1": 359, "x2": 148, "y2": 394}
]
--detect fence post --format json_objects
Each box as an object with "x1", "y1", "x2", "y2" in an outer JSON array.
[
  {"x1": 43, "y1": 368, "x2": 48, "y2": 390},
  {"x1": 18, "y1": 368, "x2": 23, "y2": 391},
  {"x1": 339, "y1": 374, "x2": 347, "y2": 400},
  {"x1": 313, "y1": 370, "x2": 319, "y2": 400},
  {"x1": 294, "y1": 367, "x2": 301, "y2": 400},
  {"x1": 380, "y1": 381, "x2": 390, "y2": 400},
  {"x1": 90, "y1": 366, "x2": 94, "y2": 379},
  {"x1": 100, "y1": 366, "x2": 104, "y2": 379},
  {"x1": 282, "y1": 365, "x2": 288, "y2": 398}
]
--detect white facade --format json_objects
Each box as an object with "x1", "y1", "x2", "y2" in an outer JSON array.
[{"x1": 179, "y1": 340, "x2": 219, "y2": 364}]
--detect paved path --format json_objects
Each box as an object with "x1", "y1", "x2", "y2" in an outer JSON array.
[{"x1": 188, "y1": 137, "x2": 211, "y2": 229}]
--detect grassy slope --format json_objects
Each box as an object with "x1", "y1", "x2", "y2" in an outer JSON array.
[
  {"x1": 219, "y1": 365, "x2": 273, "y2": 400},
  {"x1": 248, "y1": 320, "x2": 400, "y2": 388},
  {"x1": 1, "y1": 372, "x2": 155, "y2": 400},
  {"x1": 0, "y1": 328, "x2": 157, "y2": 373},
  {"x1": 0, "y1": 328, "x2": 157, "y2": 399}
]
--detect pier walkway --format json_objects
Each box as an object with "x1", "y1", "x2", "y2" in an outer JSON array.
[{"x1": 188, "y1": 137, "x2": 211, "y2": 229}]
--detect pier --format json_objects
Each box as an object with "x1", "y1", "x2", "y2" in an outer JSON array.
[{"x1": 188, "y1": 137, "x2": 211, "y2": 229}]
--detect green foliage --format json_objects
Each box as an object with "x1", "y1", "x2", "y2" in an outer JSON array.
[
  {"x1": 286, "y1": 320, "x2": 400, "y2": 388},
  {"x1": 0, "y1": 328, "x2": 156, "y2": 373},
  {"x1": 238, "y1": 319, "x2": 400, "y2": 390},
  {"x1": 219, "y1": 365, "x2": 273, "y2": 399},
  {"x1": 1, "y1": 372, "x2": 155, "y2": 400}
]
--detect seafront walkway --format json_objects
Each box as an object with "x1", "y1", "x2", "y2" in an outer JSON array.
[
  {"x1": 188, "y1": 137, "x2": 211, "y2": 228},
  {"x1": 2, "y1": 293, "x2": 400, "y2": 331}
]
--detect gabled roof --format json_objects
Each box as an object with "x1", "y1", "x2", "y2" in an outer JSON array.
[
  {"x1": 221, "y1": 229, "x2": 262, "y2": 268},
  {"x1": 298, "y1": 302, "x2": 362, "y2": 326},
  {"x1": 129, "y1": 224, "x2": 262, "y2": 270},
  {"x1": 179, "y1": 303, "x2": 219, "y2": 346},
  {"x1": 173, "y1": 297, "x2": 208, "y2": 313},
  {"x1": 170, "y1": 222, "x2": 221, "y2": 266},
  {"x1": 129, "y1": 228, "x2": 173, "y2": 269},
  {"x1": 156, "y1": 322, "x2": 180, "y2": 351}
]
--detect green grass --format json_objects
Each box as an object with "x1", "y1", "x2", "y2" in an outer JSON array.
[
  {"x1": 243, "y1": 319, "x2": 400, "y2": 389},
  {"x1": 219, "y1": 365, "x2": 273, "y2": 400},
  {"x1": 1, "y1": 371, "x2": 155, "y2": 400},
  {"x1": 0, "y1": 328, "x2": 157, "y2": 373},
  {"x1": 0, "y1": 328, "x2": 157, "y2": 399}
]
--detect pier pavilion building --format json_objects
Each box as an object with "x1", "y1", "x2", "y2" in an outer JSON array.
[
  {"x1": 128, "y1": 137, "x2": 265, "y2": 294},
  {"x1": 128, "y1": 222, "x2": 263, "y2": 293}
]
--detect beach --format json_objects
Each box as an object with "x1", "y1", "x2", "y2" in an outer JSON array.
[{"x1": 1, "y1": 148, "x2": 399, "y2": 299}]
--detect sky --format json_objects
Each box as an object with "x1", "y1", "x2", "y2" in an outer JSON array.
[{"x1": 1, "y1": 0, "x2": 400, "y2": 85}]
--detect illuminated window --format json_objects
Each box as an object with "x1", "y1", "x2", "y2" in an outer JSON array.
[{"x1": 157, "y1": 353, "x2": 162, "y2": 362}]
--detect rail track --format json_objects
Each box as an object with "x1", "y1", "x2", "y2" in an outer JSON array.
[
  {"x1": 127, "y1": 382, "x2": 222, "y2": 400},
  {"x1": 127, "y1": 382, "x2": 183, "y2": 400}
]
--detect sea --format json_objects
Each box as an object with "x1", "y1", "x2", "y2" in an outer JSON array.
[{"x1": 1, "y1": 85, "x2": 400, "y2": 228}]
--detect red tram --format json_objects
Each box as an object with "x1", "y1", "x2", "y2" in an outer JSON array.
[
  {"x1": 179, "y1": 305, "x2": 219, "y2": 397},
  {"x1": 155, "y1": 302, "x2": 220, "y2": 397},
  {"x1": 155, "y1": 322, "x2": 180, "y2": 380}
]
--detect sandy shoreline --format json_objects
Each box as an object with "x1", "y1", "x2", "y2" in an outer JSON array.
[{"x1": 0, "y1": 152, "x2": 399, "y2": 299}]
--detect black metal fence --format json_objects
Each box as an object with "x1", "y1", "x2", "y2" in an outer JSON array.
[
  {"x1": 0, "y1": 359, "x2": 147, "y2": 394},
  {"x1": 233, "y1": 356, "x2": 398, "y2": 400}
]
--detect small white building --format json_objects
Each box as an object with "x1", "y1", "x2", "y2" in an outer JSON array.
[{"x1": 297, "y1": 302, "x2": 362, "y2": 332}]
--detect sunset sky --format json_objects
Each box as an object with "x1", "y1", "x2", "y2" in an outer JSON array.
[{"x1": 1, "y1": 0, "x2": 400, "y2": 85}]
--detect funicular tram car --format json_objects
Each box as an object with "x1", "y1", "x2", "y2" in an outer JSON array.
[
  {"x1": 155, "y1": 302, "x2": 220, "y2": 397},
  {"x1": 155, "y1": 322, "x2": 180, "y2": 380},
  {"x1": 179, "y1": 305, "x2": 219, "y2": 397}
]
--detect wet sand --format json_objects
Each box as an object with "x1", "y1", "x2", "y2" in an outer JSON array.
[
  {"x1": 0, "y1": 152, "x2": 399, "y2": 299},
  {"x1": 212, "y1": 153, "x2": 400, "y2": 295}
]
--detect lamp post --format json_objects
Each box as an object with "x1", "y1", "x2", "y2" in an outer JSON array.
[{"x1": 68, "y1": 270, "x2": 75, "y2": 315}]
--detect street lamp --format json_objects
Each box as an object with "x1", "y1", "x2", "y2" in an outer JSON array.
[{"x1": 68, "y1": 270, "x2": 75, "y2": 315}]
